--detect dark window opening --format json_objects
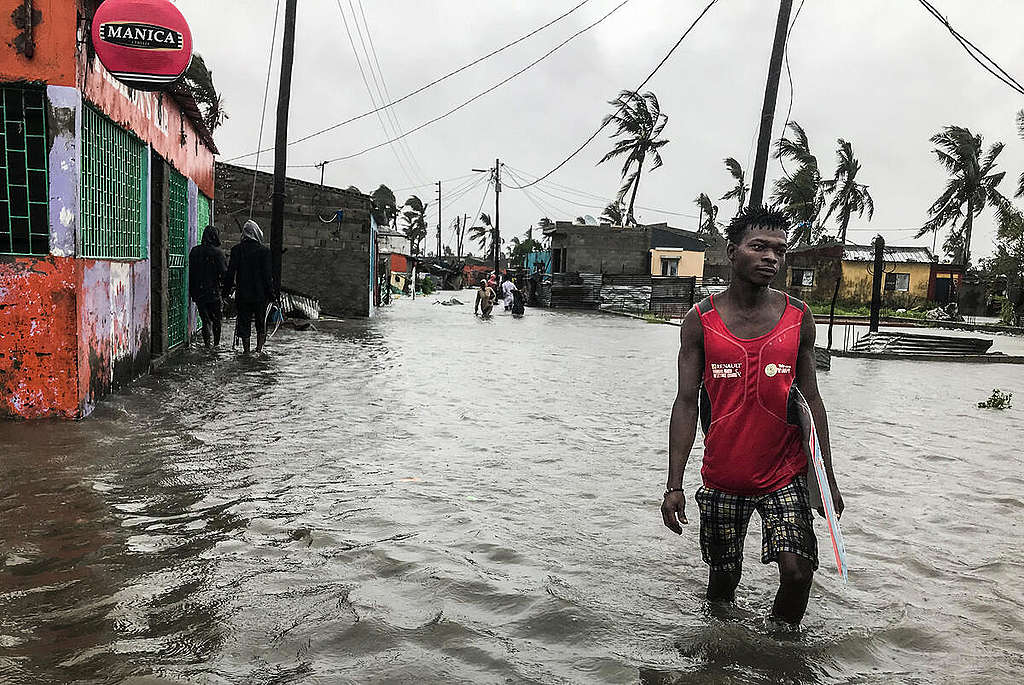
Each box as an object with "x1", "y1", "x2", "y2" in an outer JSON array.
[{"x1": 0, "y1": 85, "x2": 49, "y2": 255}]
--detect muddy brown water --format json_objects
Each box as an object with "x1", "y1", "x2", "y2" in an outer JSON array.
[{"x1": 2, "y1": 297, "x2": 1023, "y2": 684}]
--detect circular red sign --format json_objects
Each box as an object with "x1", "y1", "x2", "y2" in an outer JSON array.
[{"x1": 91, "y1": 0, "x2": 194, "y2": 91}]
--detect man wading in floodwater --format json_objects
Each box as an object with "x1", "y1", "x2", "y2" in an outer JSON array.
[
  {"x1": 224, "y1": 220, "x2": 274, "y2": 354},
  {"x1": 661, "y1": 206, "x2": 844, "y2": 626}
]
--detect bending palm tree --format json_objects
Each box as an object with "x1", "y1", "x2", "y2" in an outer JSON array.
[
  {"x1": 371, "y1": 184, "x2": 397, "y2": 229},
  {"x1": 601, "y1": 202, "x2": 625, "y2": 225},
  {"x1": 401, "y1": 195, "x2": 429, "y2": 255},
  {"x1": 720, "y1": 158, "x2": 749, "y2": 217},
  {"x1": 598, "y1": 90, "x2": 669, "y2": 226},
  {"x1": 820, "y1": 139, "x2": 875, "y2": 349},
  {"x1": 694, "y1": 193, "x2": 720, "y2": 236},
  {"x1": 771, "y1": 122, "x2": 825, "y2": 245},
  {"x1": 918, "y1": 125, "x2": 1007, "y2": 266},
  {"x1": 469, "y1": 213, "x2": 492, "y2": 254}
]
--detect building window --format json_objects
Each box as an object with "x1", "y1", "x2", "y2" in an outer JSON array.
[
  {"x1": 885, "y1": 272, "x2": 910, "y2": 292},
  {"x1": 660, "y1": 257, "x2": 679, "y2": 276},
  {"x1": 0, "y1": 86, "x2": 49, "y2": 255},
  {"x1": 791, "y1": 267, "x2": 814, "y2": 287},
  {"x1": 80, "y1": 103, "x2": 147, "y2": 259}
]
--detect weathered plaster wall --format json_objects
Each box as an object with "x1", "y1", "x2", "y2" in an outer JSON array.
[
  {"x1": 0, "y1": 0, "x2": 78, "y2": 86},
  {"x1": 46, "y1": 84, "x2": 79, "y2": 257},
  {"x1": 0, "y1": 256, "x2": 79, "y2": 418},
  {"x1": 80, "y1": 57, "x2": 214, "y2": 196}
]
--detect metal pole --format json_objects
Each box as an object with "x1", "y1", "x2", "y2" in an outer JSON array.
[
  {"x1": 436, "y1": 180, "x2": 442, "y2": 257},
  {"x1": 270, "y1": 0, "x2": 298, "y2": 297},
  {"x1": 747, "y1": 0, "x2": 794, "y2": 209},
  {"x1": 494, "y1": 159, "x2": 501, "y2": 276},
  {"x1": 869, "y1": 234, "x2": 885, "y2": 333}
]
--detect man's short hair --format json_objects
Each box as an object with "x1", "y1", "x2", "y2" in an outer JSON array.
[{"x1": 725, "y1": 205, "x2": 791, "y2": 245}]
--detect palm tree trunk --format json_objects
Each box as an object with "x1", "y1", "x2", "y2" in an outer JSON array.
[
  {"x1": 626, "y1": 153, "x2": 645, "y2": 226},
  {"x1": 826, "y1": 212, "x2": 850, "y2": 350},
  {"x1": 962, "y1": 197, "x2": 975, "y2": 267}
]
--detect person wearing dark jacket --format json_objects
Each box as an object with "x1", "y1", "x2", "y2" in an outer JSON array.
[
  {"x1": 189, "y1": 225, "x2": 228, "y2": 348},
  {"x1": 223, "y1": 220, "x2": 274, "y2": 353}
]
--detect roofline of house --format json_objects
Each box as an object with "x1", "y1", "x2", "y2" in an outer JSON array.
[{"x1": 218, "y1": 161, "x2": 370, "y2": 199}]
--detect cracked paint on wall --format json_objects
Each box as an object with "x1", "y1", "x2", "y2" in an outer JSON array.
[{"x1": 46, "y1": 85, "x2": 79, "y2": 257}]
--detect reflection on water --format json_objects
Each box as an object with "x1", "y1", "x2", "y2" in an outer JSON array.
[{"x1": 2, "y1": 297, "x2": 1023, "y2": 683}]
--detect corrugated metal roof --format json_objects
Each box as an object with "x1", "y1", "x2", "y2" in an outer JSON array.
[{"x1": 843, "y1": 244, "x2": 934, "y2": 263}]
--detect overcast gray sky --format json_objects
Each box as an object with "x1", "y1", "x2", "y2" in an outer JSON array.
[{"x1": 176, "y1": 0, "x2": 1024, "y2": 259}]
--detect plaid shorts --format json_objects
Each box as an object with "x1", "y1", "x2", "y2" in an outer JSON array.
[{"x1": 694, "y1": 476, "x2": 817, "y2": 573}]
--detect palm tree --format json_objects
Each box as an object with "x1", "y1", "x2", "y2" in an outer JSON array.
[
  {"x1": 371, "y1": 184, "x2": 397, "y2": 229},
  {"x1": 918, "y1": 126, "x2": 1007, "y2": 266},
  {"x1": 771, "y1": 122, "x2": 825, "y2": 245},
  {"x1": 694, "y1": 193, "x2": 720, "y2": 236},
  {"x1": 601, "y1": 201, "x2": 625, "y2": 225},
  {"x1": 401, "y1": 195, "x2": 428, "y2": 254},
  {"x1": 720, "y1": 158, "x2": 749, "y2": 217},
  {"x1": 537, "y1": 217, "x2": 553, "y2": 229},
  {"x1": 469, "y1": 212, "x2": 492, "y2": 254},
  {"x1": 820, "y1": 139, "x2": 875, "y2": 349},
  {"x1": 597, "y1": 90, "x2": 669, "y2": 226}
]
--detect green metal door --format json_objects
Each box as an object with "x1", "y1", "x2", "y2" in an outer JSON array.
[{"x1": 167, "y1": 169, "x2": 188, "y2": 349}]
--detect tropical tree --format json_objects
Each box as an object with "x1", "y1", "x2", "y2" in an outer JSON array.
[
  {"x1": 601, "y1": 201, "x2": 625, "y2": 225},
  {"x1": 819, "y1": 139, "x2": 875, "y2": 349},
  {"x1": 694, "y1": 193, "x2": 720, "y2": 236},
  {"x1": 537, "y1": 217, "x2": 553, "y2": 229},
  {"x1": 401, "y1": 195, "x2": 428, "y2": 254},
  {"x1": 181, "y1": 53, "x2": 227, "y2": 132},
  {"x1": 918, "y1": 126, "x2": 1007, "y2": 265},
  {"x1": 371, "y1": 184, "x2": 398, "y2": 229},
  {"x1": 507, "y1": 233, "x2": 544, "y2": 267},
  {"x1": 771, "y1": 122, "x2": 825, "y2": 245},
  {"x1": 720, "y1": 158, "x2": 749, "y2": 217},
  {"x1": 597, "y1": 90, "x2": 669, "y2": 226},
  {"x1": 469, "y1": 212, "x2": 492, "y2": 254}
]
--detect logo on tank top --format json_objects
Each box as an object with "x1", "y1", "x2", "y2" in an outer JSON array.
[
  {"x1": 763, "y1": 363, "x2": 792, "y2": 378},
  {"x1": 711, "y1": 362, "x2": 742, "y2": 379}
]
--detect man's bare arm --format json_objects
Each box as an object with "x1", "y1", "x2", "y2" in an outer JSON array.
[
  {"x1": 795, "y1": 308, "x2": 844, "y2": 517},
  {"x1": 661, "y1": 306, "x2": 705, "y2": 534}
]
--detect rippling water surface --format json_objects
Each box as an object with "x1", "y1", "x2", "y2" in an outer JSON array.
[{"x1": 2, "y1": 297, "x2": 1023, "y2": 684}]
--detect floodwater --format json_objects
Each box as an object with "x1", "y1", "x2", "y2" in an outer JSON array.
[{"x1": 2, "y1": 295, "x2": 1023, "y2": 684}]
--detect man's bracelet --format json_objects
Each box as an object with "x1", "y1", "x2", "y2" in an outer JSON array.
[{"x1": 664, "y1": 487, "x2": 684, "y2": 497}]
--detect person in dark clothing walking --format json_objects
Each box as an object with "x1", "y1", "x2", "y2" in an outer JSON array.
[
  {"x1": 223, "y1": 220, "x2": 274, "y2": 353},
  {"x1": 189, "y1": 225, "x2": 228, "y2": 349}
]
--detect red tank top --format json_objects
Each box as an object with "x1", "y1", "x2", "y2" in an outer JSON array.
[{"x1": 697, "y1": 293, "x2": 807, "y2": 495}]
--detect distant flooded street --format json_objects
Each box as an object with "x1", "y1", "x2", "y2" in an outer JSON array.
[{"x1": 2, "y1": 298, "x2": 1023, "y2": 684}]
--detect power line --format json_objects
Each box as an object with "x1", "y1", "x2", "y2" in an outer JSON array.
[
  {"x1": 916, "y1": 0, "x2": 1024, "y2": 96},
  {"x1": 335, "y1": 0, "x2": 418, "y2": 186},
  {"x1": 778, "y1": 0, "x2": 808, "y2": 178},
  {"x1": 505, "y1": 0, "x2": 723, "y2": 190},
  {"x1": 352, "y1": 0, "x2": 430, "y2": 184},
  {"x1": 224, "y1": 0, "x2": 597, "y2": 162},
  {"x1": 249, "y1": 0, "x2": 282, "y2": 218},
  {"x1": 317, "y1": 0, "x2": 634, "y2": 166}
]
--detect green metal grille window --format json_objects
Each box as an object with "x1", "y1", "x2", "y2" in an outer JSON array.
[
  {"x1": 81, "y1": 103, "x2": 147, "y2": 259},
  {"x1": 167, "y1": 168, "x2": 188, "y2": 349},
  {"x1": 197, "y1": 192, "x2": 211, "y2": 234},
  {"x1": 0, "y1": 86, "x2": 49, "y2": 255}
]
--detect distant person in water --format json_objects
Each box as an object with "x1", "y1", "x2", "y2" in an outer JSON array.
[
  {"x1": 223, "y1": 220, "x2": 274, "y2": 353},
  {"x1": 188, "y1": 225, "x2": 227, "y2": 349},
  {"x1": 511, "y1": 279, "x2": 525, "y2": 317},
  {"x1": 501, "y1": 275, "x2": 518, "y2": 311},
  {"x1": 660, "y1": 205, "x2": 844, "y2": 626},
  {"x1": 475, "y1": 278, "x2": 495, "y2": 318}
]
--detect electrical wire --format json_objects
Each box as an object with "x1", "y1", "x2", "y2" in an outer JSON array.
[
  {"x1": 393, "y1": 172, "x2": 478, "y2": 193},
  {"x1": 317, "y1": 0, "x2": 634, "y2": 165},
  {"x1": 352, "y1": 0, "x2": 429, "y2": 184},
  {"x1": 335, "y1": 0, "x2": 418, "y2": 186},
  {"x1": 249, "y1": 0, "x2": 281, "y2": 218},
  {"x1": 506, "y1": 0, "x2": 722, "y2": 190},
  {"x1": 778, "y1": 0, "x2": 808, "y2": 178},
  {"x1": 224, "y1": 0, "x2": 597, "y2": 162},
  {"x1": 916, "y1": 0, "x2": 1024, "y2": 96}
]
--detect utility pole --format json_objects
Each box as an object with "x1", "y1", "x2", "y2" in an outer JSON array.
[
  {"x1": 270, "y1": 0, "x2": 298, "y2": 298},
  {"x1": 315, "y1": 160, "x2": 327, "y2": 187},
  {"x1": 494, "y1": 158, "x2": 501, "y2": 276},
  {"x1": 869, "y1": 235, "x2": 885, "y2": 333},
  {"x1": 747, "y1": 0, "x2": 793, "y2": 209},
  {"x1": 436, "y1": 180, "x2": 442, "y2": 258}
]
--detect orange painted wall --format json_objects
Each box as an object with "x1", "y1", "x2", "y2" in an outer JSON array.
[
  {"x1": 0, "y1": 0, "x2": 78, "y2": 86},
  {"x1": 0, "y1": 256, "x2": 80, "y2": 418},
  {"x1": 80, "y1": 56, "x2": 215, "y2": 196}
]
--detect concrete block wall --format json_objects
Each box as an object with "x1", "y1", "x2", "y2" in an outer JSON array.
[{"x1": 214, "y1": 163, "x2": 373, "y2": 317}]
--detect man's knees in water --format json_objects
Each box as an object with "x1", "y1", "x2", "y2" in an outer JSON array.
[
  {"x1": 777, "y1": 553, "x2": 813, "y2": 590},
  {"x1": 706, "y1": 568, "x2": 741, "y2": 602}
]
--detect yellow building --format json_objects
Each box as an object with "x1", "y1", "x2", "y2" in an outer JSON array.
[{"x1": 650, "y1": 247, "x2": 705, "y2": 278}]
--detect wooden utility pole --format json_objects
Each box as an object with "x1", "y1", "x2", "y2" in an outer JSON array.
[
  {"x1": 493, "y1": 159, "x2": 501, "y2": 276},
  {"x1": 747, "y1": 0, "x2": 793, "y2": 209},
  {"x1": 270, "y1": 0, "x2": 298, "y2": 297},
  {"x1": 436, "y1": 180, "x2": 442, "y2": 257},
  {"x1": 869, "y1": 235, "x2": 885, "y2": 332}
]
